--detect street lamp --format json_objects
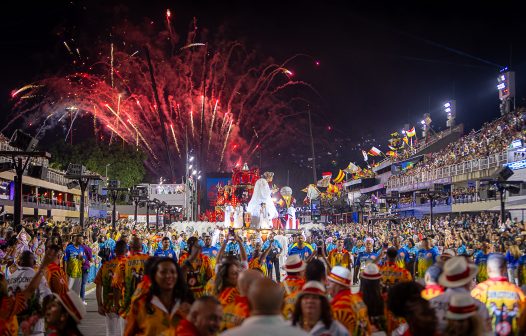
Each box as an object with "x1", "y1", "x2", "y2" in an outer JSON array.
[
  {"x1": 130, "y1": 185, "x2": 148, "y2": 227},
  {"x1": 105, "y1": 163, "x2": 111, "y2": 179},
  {"x1": 0, "y1": 130, "x2": 50, "y2": 228},
  {"x1": 65, "y1": 164, "x2": 101, "y2": 231},
  {"x1": 103, "y1": 180, "x2": 129, "y2": 230}
]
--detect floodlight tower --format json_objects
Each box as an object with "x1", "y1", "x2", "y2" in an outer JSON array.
[
  {"x1": 497, "y1": 68, "x2": 515, "y2": 115},
  {"x1": 444, "y1": 100, "x2": 456, "y2": 129}
]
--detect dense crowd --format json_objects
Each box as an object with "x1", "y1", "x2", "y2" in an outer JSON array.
[
  {"x1": 1, "y1": 212, "x2": 526, "y2": 336},
  {"x1": 389, "y1": 108, "x2": 526, "y2": 185}
]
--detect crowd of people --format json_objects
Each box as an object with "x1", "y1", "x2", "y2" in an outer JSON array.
[
  {"x1": 1, "y1": 211, "x2": 526, "y2": 335},
  {"x1": 388, "y1": 108, "x2": 526, "y2": 186}
]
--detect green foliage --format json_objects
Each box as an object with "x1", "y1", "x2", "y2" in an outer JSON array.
[{"x1": 49, "y1": 140, "x2": 146, "y2": 187}]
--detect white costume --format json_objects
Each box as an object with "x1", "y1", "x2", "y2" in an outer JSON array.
[
  {"x1": 246, "y1": 176, "x2": 278, "y2": 229},
  {"x1": 224, "y1": 204, "x2": 234, "y2": 228},
  {"x1": 233, "y1": 205, "x2": 244, "y2": 229}
]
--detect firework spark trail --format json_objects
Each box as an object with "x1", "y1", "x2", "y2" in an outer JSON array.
[
  {"x1": 65, "y1": 108, "x2": 80, "y2": 141},
  {"x1": 169, "y1": 124, "x2": 181, "y2": 156},
  {"x1": 207, "y1": 99, "x2": 219, "y2": 149},
  {"x1": 105, "y1": 104, "x2": 132, "y2": 134},
  {"x1": 189, "y1": 109, "x2": 195, "y2": 139},
  {"x1": 63, "y1": 41, "x2": 73, "y2": 55},
  {"x1": 219, "y1": 119, "x2": 233, "y2": 169}
]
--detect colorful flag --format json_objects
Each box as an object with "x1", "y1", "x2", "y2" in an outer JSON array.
[
  {"x1": 402, "y1": 136, "x2": 409, "y2": 145},
  {"x1": 333, "y1": 170, "x2": 345, "y2": 183},
  {"x1": 362, "y1": 150, "x2": 368, "y2": 162},
  {"x1": 344, "y1": 162, "x2": 359, "y2": 174},
  {"x1": 386, "y1": 150, "x2": 398, "y2": 158},
  {"x1": 368, "y1": 146, "x2": 382, "y2": 156},
  {"x1": 406, "y1": 127, "x2": 416, "y2": 137},
  {"x1": 317, "y1": 172, "x2": 332, "y2": 187}
]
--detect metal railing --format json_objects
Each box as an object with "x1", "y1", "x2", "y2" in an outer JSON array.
[{"x1": 387, "y1": 151, "x2": 507, "y2": 189}]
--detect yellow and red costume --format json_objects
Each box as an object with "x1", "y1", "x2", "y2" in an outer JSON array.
[
  {"x1": 112, "y1": 252, "x2": 149, "y2": 316},
  {"x1": 0, "y1": 292, "x2": 27, "y2": 335},
  {"x1": 327, "y1": 249, "x2": 352, "y2": 269},
  {"x1": 220, "y1": 295, "x2": 249, "y2": 331},
  {"x1": 179, "y1": 253, "x2": 214, "y2": 299},
  {"x1": 331, "y1": 289, "x2": 370, "y2": 336},
  {"x1": 218, "y1": 286, "x2": 240, "y2": 307},
  {"x1": 46, "y1": 261, "x2": 69, "y2": 296},
  {"x1": 124, "y1": 296, "x2": 184, "y2": 336},
  {"x1": 94, "y1": 256, "x2": 125, "y2": 313},
  {"x1": 248, "y1": 257, "x2": 267, "y2": 274},
  {"x1": 471, "y1": 276, "x2": 526, "y2": 335},
  {"x1": 281, "y1": 275, "x2": 306, "y2": 319},
  {"x1": 379, "y1": 261, "x2": 412, "y2": 288},
  {"x1": 420, "y1": 284, "x2": 444, "y2": 301}
]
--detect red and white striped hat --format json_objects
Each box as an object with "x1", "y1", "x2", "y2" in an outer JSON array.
[
  {"x1": 301, "y1": 281, "x2": 326, "y2": 296},
  {"x1": 284, "y1": 254, "x2": 306, "y2": 273},
  {"x1": 446, "y1": 293, "x2": 478, "y2": 320},
  {"x1": 328, "y1": 266, "x2": 352, "y2": 287}
]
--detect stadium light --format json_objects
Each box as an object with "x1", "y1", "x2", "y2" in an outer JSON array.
[
  {"x1": 444, "y1": 102, "x2": 451, "y2": 108},
  {"x1": 443, "y1": 100, "x2": 456, "y2": 128},
  {"x1": 192, "y1": 170, "x2": 197, "y2": 175},
  {"x1": 189, "y1": 156, "x2": 194, "y2": 162},
  {"x1": 420, "y1": 120, "x2": 425, "y2": 125}
]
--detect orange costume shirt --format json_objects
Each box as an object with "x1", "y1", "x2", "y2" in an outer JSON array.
[
  {"x1": 281, "y1": 275, "x2": 306, "y2": 319},
  {"x1": 46, "y1": 262, "x2": 69, "y2": 296},
  {"x1": 179, "y1": 253, "x2": 214, "y2": 299},
  {"x1": 218, "y1": 286, "x2": 240, "y2": 307},
  {"x1": 328, "y1": 249, "x2": 352, "y2": 268},
  {"x1": 471, "y1": 277, "x2": 526, "y2": 335},
  {"x1": 112, "y1": 252, "x2": 149, "y2": 316},
  {"x1": 0, "y1": 292, "x2": 27, "y2": 336},
  {"x1": 94, "y1": 256, "x2": 125, "y2": 312},
  {"x1": 380, "y1": 261, "x2": 412, "y2": 288},
  {"x1": 331, "y1": 289, "x2": 370, "y2": 336},
  {"x1": 220, "y1": 295, "x2": 249, "y2": 331},
  {"x1": 124, "y1": 296, "x2": 184, "y2": 336},
  {"x1": 421, "y1": 284, "x2": 444, "y2": 301}
]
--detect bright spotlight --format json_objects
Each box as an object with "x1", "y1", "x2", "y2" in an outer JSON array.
[
  {"x1": 420, "y1": 120, "x2": 425, "y2": 125},
  {"x1": 189, "y1": 156, "x2": 194, "y2": 162},
  {"x1": 192, "y1": 170, "x2": 197, "y2": 175},
  {"x1": 188, "y1": 164, "x2": 193, "y2": 170},
  {"x1": 497, "y1": 83, "x2": 506, "y2": 90},
  {"x1": 445, "y1": 107, "x2": 451, "y2": 113},
  {"x1": 444, "y1": 102, "x2": 451, "y2": 108}
]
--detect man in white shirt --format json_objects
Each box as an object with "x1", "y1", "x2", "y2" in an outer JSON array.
[
  {"x1": 429, "y1": 256, "x2": 492, "y2": 334},
  {"x1": 220, "y1": 278, "x2": 308, "y2": 336},
  {"x1": 7, "y1": 250, "x2": 51, "y2": 336}
]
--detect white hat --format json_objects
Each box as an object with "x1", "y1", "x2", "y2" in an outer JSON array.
[
  {"x1": 438, "y1": 256, "x2": 477, "y2": 288},
  {"x1": 446, "y1": 293, "x2": 478, "y2": 320},
  {"x1": 300, "y1": 281, "x2": 326, "y2": 296},
  {"x1": 52, "y1": 291, "x2": 86, "y2": 323},
  {"x1": 283, "y1": 254, "x2": 306, "y2": 273},
  {"x1": 438, "y1": 249, "x2": 456, "y2": 262},
  {"x1": 360, "y1": 263, "x2": 382, "y2": 280},
  {"x1": 328, "y1": 266, "x2": 352, "y2": 287}
]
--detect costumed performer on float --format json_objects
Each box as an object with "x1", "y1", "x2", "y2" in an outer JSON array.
[
  {"x1": 246, "y1": 171, "x2": 279, "y2": 229},
  {"x1": 277, "y1": 186, "x2": 298, "y2": 230}
]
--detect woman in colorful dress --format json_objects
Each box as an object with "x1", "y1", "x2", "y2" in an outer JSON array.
[
  {"x1": 124, "y1": 258, "x2": 194, "y2": 336},
  {"x1": 214, "y1": 257, "x2": 241, "y2": 306}
]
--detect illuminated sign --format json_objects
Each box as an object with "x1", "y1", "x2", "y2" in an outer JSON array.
[{"x1": 507, "y1": 160, "x2": 526, "y2": 170}]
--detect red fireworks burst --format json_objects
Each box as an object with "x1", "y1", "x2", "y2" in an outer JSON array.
[{"x1": 6, "y1": 14, "x2": 319, "y2": 178}]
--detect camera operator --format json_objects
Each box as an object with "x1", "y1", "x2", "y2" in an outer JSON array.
[{"x1": 263, "y1": 231, "x2": 283, "y2": 282}]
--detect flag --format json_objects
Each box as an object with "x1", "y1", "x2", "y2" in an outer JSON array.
[
  {"x1": 302, "y1": 184, "x2": 320, "y2": 201},
  {"x1": 406, "y1": 127, "x2": 416, "y2": 137},
  {"x1": 333, "y1": 170, "x2": 345, "y2": 183},
  {"x1": 368, "y1": 146, "x2": 382, "y2": 156},
  {"x1": 344, "y1": 162, "x2": 359, "y2": 174},
  {"x1": 402, "y1": 136, "x2": 409, "y2": 145},
  {"x1": 386, "y1": 150, "x2": 397, "y2": 158},
  {"x1": 388, "y1": 145, "x2": 397, "y2": 151},
  {"x1": 362, "y1": 150, "x2": 368, "y2": 162},
  {"x1": 317, "y1": 172, "x2": 332, "y2": 187},
  {"x1": 327, "y1": 183, "x2": 340, "y2": 195}
]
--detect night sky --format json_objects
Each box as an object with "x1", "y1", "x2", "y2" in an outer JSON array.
[{"x1": 1, "y1": 1, "x2": 525, "y2": 190}]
